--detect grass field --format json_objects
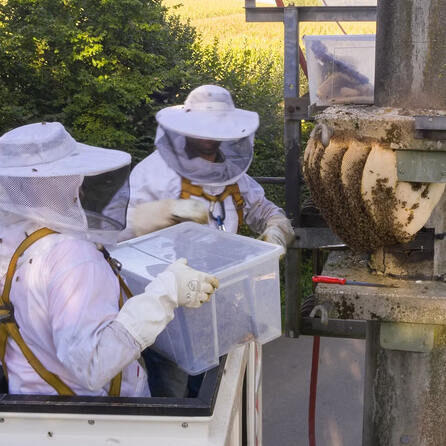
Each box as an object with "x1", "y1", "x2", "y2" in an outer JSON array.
[{"x1": 162, "y1": 0, "x2": 376, "y2": 53}]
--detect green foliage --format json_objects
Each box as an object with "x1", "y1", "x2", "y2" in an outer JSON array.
[
  {"x1": 0, "y1": 0, "x2": 198, "y2": 162},
  {"x1": 0, "y1": 0, "x2": 286, "y2": 201},
  {"x1": 0, "y1": 0, "x2": 288, "y2": 203}
]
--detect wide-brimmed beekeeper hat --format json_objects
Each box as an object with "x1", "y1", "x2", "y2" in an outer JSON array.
[
  {"x1": 0, "y1": 122, "x2": 131, "y2": 245},
  {"x1": 0, "y1": 122, "x2": 130, "y2": 177},
  {"x1": 156, "y1": 85, "x2": 259, "y2": 141}
]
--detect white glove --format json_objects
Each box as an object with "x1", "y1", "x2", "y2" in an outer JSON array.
[
  {"x1": 114, "y1": 269, "x2": 181, "y2": 350},
  {"x1": 171, "y1": 199, "x2": 209, "y2": 224},
  {"x1": 115, "y1": 259, "x2": 219, "y2": 349},
  {"x1": 258, "y1": 214, "x2": 295, "y2": 252},
  {"x1": 128, "y1": 199, "x2": 208, "y2": 237},
  {"x1": 166, "y1": 258, "x2": 219, "y2": 308}
]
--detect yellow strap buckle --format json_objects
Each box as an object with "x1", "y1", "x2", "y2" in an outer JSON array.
[{"x1": 0, "y1": 304, "x2": 13, "y2": 324}]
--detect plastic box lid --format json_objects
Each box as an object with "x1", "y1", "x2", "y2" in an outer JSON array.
[
  {"x1": 304, "y1": 34, "x2": 376, "y2": 106},
  {"x1": 110, "y1": 223, "x2": 284, "y2": 374}
]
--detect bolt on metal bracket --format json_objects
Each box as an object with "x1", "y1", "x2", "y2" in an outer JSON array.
[{"x1": 284, "y1": 94, "x2": 310, "y2": 121}]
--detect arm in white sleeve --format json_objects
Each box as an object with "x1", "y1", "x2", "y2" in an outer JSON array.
[
  {"x1": 115, "y1": 259, "x2": 219, "y2": 345},
  {"x1": 121, "y1": 198, "x2": 208, "y2": 240},
  {"x1": 78, "y1": 320, "x2": 142, "y2": 389},
  {"x1": 46, "y1": 242, "x2": 179, "y2": 392},
  {"x1": 47, "y1": 242, "x2": 217, "y2": 392},
  {"x1": 119, "y1": 152, "x2": 208, "y2": 241},
  {"x1": 241, "y1": 174, "x2": 286, "y2": 234}
]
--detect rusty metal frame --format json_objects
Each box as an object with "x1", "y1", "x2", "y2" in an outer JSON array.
[{"x1": 245, "y1": 1, "x2": 377, "y2": 338}]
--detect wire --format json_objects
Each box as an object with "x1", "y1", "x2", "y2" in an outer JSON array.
[
  {"x1": 309, "y1": 336, "x2": 320, "y2": 446},
  {"x1": 320, "y1": 0, "x2": 347, "y2": 34},
  {"x1": 273, "y1": 3, "x2": 312, "y2": 444}
]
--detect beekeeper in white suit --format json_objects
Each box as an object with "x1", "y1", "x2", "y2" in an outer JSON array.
[
  {"x1": 0, "y1": 122, "x2": 218, "y2": 396},
  {"x1": 122, "y1": 85, "x2": 294, "y2": 399},
  {"x1": 123, "y1": 85, "x2": 295, "y2": 248}
]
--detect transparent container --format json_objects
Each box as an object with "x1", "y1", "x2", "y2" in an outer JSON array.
[
  {"x1": 304, "y1": 34, "x2": 376, "y2": 106},
  {"x1": 109, "y1": 222, "x2": 283, "y2": 375}
]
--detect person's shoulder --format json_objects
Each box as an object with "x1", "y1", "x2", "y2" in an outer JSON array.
[
  {"x1": 236, "y1": 173, "x2": 266, "y2": 204},
  {"x1": 237, "y1": 173, "x2": 262, "y2": 190},
  {"x1": 130, "y1": 150, "x2": 181, "y2": 199},
  {"x1": 40, "y1": 235, "x2": 104, "y2": 269},
  {"x1": 132, "y1": 150, "x2": 169, "y2": 175}
]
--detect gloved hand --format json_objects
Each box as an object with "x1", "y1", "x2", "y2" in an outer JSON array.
[
  {"x1": 129, "y1": 199, "x2": 208, "y2": 237},
  {"x1": 258, "y1": 214, "x2": 295, "y2": 253},
  {"x1": 114, "y1": 259, "x2": 219, "y2": 350},
  {"x1": 166, "y1": 258, "x2": 219, "y2": 308},
  {"x1": 171, "y1": 199, "x2": 209, "y2": 224}
]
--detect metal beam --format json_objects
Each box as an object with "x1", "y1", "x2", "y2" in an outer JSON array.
[
  {"x1": 252, "y1": 176, "x2": 285, "y2": 184},
  {"x1": 246, "y1": 6, "x2": 377, "y2": 23},
  {"x1": 300, "y1": 318, "x2": 366, "y2": 339},
  {"x1": 283, "y1": 7, "x2": 301, "y2": 338},
  {"x1": 294, "y1": 227, "x2": 342, "y2": 249}
]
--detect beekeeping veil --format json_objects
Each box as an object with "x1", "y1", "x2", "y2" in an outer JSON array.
[
  {"x1": 155, "y1": 85, "x2": 259, "y2": 187},
  {"x1": 0, "y1": 122, "x2": 131, "y2": 246}
]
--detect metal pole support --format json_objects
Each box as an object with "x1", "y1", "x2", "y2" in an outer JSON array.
[{"x1": 283, "y1": 7, "x2": 302, "y2": 338}]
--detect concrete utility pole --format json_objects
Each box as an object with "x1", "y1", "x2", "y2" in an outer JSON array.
[
  {"x1": 375, "y1": 0, "x2": 446, "y2": 109},
  {"x1": 364, "y1": 1, "x2": 446, "y2": 445}
]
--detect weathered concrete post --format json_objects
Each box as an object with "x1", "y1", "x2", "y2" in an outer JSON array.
[
  {"x1": 363, "y1": 1, "x2": 446, "y2": 444},
  {"x1": 374, "y1": 0, "x2": 446, "y2": 109},
  {"x1": 363, "y1": 322, "x2": 446, "y2": 445}
]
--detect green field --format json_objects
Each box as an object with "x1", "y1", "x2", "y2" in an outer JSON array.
[{"x1": 162, "y1": 0, "x2": 376, "y2": 53}]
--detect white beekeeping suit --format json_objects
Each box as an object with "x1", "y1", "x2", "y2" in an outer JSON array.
[
  {"x1": 122, "y1": 85, "x2": 295, "y2": 248},
  {"x1": 0, "y1": 122, "x2": 218, "y2": 396}
]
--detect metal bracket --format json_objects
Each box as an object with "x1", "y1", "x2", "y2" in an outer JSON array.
[
  {"x1": 380, "y1": 322, "x2": 437, "y2": 353},
  {"x1": 301, "y1": 318, "x2": 366, "y2": 339},
  {"x1": 285, "y1": 94, "x2": 310, "y2": 121},
  {"x1": 294, "y1": 227, "x2": 342, "y2": 249},
  {"x1": 415, "y1": 116, "x2": 446, "y2": 141}
]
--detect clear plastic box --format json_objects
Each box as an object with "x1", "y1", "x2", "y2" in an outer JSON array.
[
  {"x1": 109, "y1": 222, "x2": 283, "y2": 375},
  {"x1": 304, "y1": 34, "x2": 375, "y2": 106}
]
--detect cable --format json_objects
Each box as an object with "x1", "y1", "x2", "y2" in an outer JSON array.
[
  {"x1": 274, "y1": 3, "x2": 312, "y2": 443},
  {"x1": 321, "y1": 0, "x2": 347, "y2": 34},
  {"x1": 309, "y1": 336, "x2": 320, "y2": 446}
]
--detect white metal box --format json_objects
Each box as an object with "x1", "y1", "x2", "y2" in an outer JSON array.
[
  {"x1": 304, "y1": 34, "x2": 376, "y2": 106},
  {"x1": 109, "y1": 222, "x2": 283, "y2": 375}
]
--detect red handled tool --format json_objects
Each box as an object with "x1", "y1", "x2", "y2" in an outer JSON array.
[{"x1": 312, "y1": 275, "x2": 399, "y2": 288}]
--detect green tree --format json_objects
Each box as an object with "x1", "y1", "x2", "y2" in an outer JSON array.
[
  {"x1": 0, "y1": 0, "x2": 294, "y2": 182},
  {"x1": 0, "y1": 0, "x2": 198, "y2": 161}
]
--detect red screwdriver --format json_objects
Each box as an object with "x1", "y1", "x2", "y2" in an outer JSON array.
[{"x1": 312, "y1": 275, "x2": 399, "y2": 288}]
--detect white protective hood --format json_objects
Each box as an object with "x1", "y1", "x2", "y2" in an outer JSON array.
[
  {"x1": 0, "y1": 122, "x2": 131, "y2": 245},
  {"x1": 155, "y1": 85, "x2": 259, "y2": 187}
]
